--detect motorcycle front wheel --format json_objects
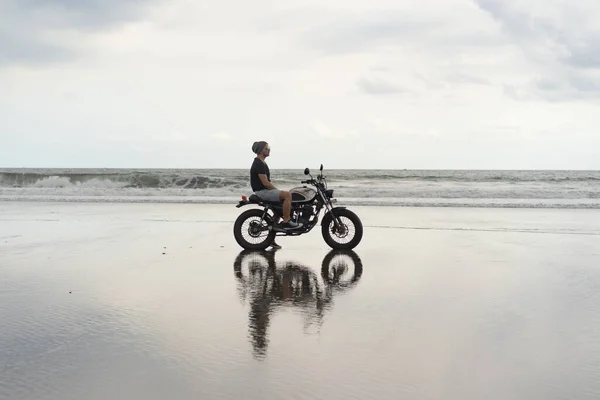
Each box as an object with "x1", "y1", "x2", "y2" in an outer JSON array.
[
  {"x1": 233, "y1": 208, "x2": 276, "y2": 250},
  {"x1": 321, "y1": 208, "x2": 363, "y2": 250}
]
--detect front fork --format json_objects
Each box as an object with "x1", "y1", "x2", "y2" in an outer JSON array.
[{"x1": 319, "y1": 192, "x2": 345, "y2": 233}]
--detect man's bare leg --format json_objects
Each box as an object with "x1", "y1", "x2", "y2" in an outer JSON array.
[{"x1": 279, "y1": 191, "x2": 292, "y2": 222}]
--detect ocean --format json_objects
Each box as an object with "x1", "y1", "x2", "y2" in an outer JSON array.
[{"x1": 1, "y1": 168, "x2": 599, "y2": 208}]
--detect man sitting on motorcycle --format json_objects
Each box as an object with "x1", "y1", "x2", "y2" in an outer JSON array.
[{"x1": 250, "y1": 141, "x2": 302, "y2": 230}]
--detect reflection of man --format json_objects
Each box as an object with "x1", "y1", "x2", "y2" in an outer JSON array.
[{"x1": 248, "y1": 296, "x2": 270, "y2": 358}]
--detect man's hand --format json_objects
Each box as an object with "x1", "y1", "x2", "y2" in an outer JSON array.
[{"x1": 259, "y1": 174, "x2": 277, "y2": 190}]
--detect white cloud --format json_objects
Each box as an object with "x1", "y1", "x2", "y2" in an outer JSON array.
[
  {"x1": 0, "y1": 0, "x2": 160, "y2": 66},
  {"x1": 310, "y1": 123, "x2": 337, "y2": 139},
  {"x1": 1, "y1": 0, "x2": 600, "y2": 169},
  {"x1": 211, "y1": 132, "x2": 233, "y2": 142},
  {"x1": 474, "y1": 0, "x2": 600, "y2": 101},
  {"x1": 356, "y1": 77, "x2": 407, "y2": 95}
]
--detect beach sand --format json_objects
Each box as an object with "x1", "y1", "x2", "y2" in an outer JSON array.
[{"x1": 2, "y1": 201, "x2": 600, "y2": 400}]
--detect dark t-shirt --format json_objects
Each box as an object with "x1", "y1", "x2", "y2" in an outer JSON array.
[{"x1": 250, "y1": 157, "x2": 270, "y2": 192}]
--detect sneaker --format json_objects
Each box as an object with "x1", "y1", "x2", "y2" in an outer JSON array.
[
  {"x1": 282, "y1": 220, "x2": 302, "y2": 229},
  {"x1": 270, "y1": 241, "x2": 282, "y2": 250}
]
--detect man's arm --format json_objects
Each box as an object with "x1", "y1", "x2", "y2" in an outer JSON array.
[{"x1": 259, "y1": 174, "x2": 277, "y2": 190}]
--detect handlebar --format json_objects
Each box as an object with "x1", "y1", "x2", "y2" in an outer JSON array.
[{"x1": 301, "y1": 177, "x2": 325, "y2": 184}]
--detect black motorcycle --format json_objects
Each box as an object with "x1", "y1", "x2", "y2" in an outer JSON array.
[{"x1": 234, "y1": 164, "x2": 363, "y2": 250}]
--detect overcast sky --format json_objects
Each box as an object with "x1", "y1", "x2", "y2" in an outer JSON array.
[{"x1": 1, "y1": 0, "x2": 599, "y2": 169}]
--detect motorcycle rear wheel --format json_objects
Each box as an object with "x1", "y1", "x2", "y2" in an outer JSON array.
[
  {"x1": 321, "y1": 208, "x2": 363, "y2": 250},
  {"x1": 233, "y1": 208, "x2": 276, "y2": 250}
]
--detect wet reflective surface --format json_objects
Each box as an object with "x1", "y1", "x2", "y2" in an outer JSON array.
[{"x1": 3, "y1": 203, "x2": 600, "y2": 400}]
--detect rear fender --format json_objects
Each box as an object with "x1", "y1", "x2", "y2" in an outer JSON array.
[
  {"x1": 236, "y1": 196, "x2": 273, "y2": 209},
  {"x1": 320, "y1": 206, "x2": 347, "y2": 225},
  {"x1": 236, "y1": 202, "x2": 280, "y2": 222},
  {"x1": 236, "y1": 200, "x2": 250, "y2": 208}
]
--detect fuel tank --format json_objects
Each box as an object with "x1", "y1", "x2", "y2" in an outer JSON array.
[{"x1": 289, "y1": 186, "x2": 317, "y2": 203}]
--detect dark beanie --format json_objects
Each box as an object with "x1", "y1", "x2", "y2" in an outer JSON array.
[{"x1": 252, "y1": 141, "x2": 267, "y2": 154}]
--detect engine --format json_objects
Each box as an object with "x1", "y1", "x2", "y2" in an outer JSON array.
[{"x1": 297, "y1": 204, "x2": 315, "y2": 226}]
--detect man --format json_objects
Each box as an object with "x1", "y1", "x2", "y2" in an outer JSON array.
[{"x1": 250, "y1": 141, "x2": 302, "y2": 235}]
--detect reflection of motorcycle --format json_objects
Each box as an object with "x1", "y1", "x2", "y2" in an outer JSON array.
[
  {"x1": 233, "y1": 164, "x2": 363, "y2": 250},
  {"x1": 233, "y1": 249, "x2": 363, "y2": 359}
]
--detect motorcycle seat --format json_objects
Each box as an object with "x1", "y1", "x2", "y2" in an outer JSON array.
[{"x1": 248, "y1": 194, "x2": 282, "y2": 205}]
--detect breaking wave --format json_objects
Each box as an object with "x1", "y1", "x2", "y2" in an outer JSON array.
[{"x1": 0, "y1": 170, "x2": 247, "y2": 190}]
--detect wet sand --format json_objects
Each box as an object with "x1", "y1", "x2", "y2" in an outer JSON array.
[{"x1": 2, "y1": 202, "x2": 600, "y2": 400}]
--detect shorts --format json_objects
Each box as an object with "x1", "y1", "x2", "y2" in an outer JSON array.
[{"x1": 254, "y1": 189, "x2": 281, "y2": 202}]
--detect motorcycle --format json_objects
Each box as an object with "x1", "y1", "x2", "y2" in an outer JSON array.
[{"x1": 234, "y1": 164, "x2": 363, "y2": 251}]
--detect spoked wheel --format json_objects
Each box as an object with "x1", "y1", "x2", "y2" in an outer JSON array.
[
  {"x1": 321, "y1": 208, "x2": 363, "y2": 250},
  {"x1": 234, "y1": 209, "x2": 276, "y2": 250}
]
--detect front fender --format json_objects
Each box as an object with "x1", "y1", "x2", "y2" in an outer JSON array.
[{"x1": 320, "y1": 206, "x2": 347, "y2": 225}]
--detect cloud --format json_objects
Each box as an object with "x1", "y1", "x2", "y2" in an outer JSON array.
[
  {"x1": 300, "y1": 12, "x2": 442, "y2": 55},
  {"x1": 9, "y1": 0, "x2": 157, "y2": 30},
  {"x1": 0, "y1": 0, "x2": 159, "y2": 66},
  {"x1": 286, "y1": 3, "x2": 515, "y2": 99},
  {"x1": 309, "y1": 123, "x2": 339, "y2": 139},
  {"x1": 0, "y1": 28, "x2": 73, "y2": 65},
  {"x1": 211, "y1": 132, "x2": 233, "y2": 142},
  {"x1": 444, "y1": 72, "x2": 491, "y2": 86},
  {"x1": 527, "y1": 72, "x2": 600, "y2": 101},
  {"x1": 364, "y1": 118, "x2": 403, "y2": 136},
  {"x1": 566, "y1": 38, "x2": 600, "y2": 70},
  {"x1": 356, "y1": 76, "x2": 407, "y2": 95},
  {"x1": 295, "y1": 4, "x2": 505, "y2": 57},
  {"x1": 474, "y1": 0, "x2": 600, "y2": 100},
  {"x1": 2, "y1": 0, "x2": 600, "y2": 169}
]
